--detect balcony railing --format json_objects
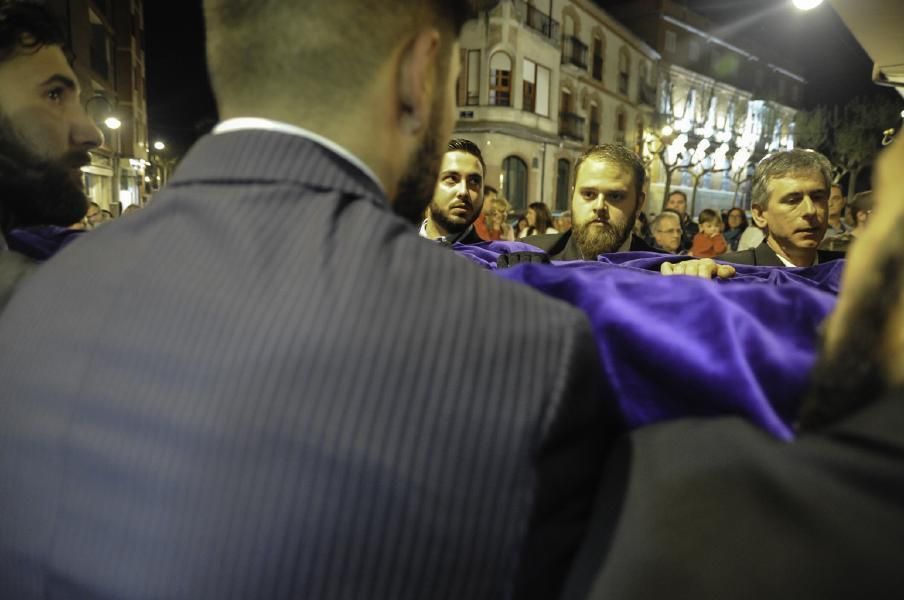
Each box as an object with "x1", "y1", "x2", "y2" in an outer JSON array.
[
  {"x1": 560, "y1": 111, "x2": 586, "y2": 141},
  {"x1": 514, "y1": 0, "x2": 560, "y2": 43},
  {"x1": 561, "y1": 36, "x2": 588, "y2": 70}
]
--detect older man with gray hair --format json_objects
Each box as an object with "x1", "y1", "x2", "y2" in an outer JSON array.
[
  {"x1": 650, "y1": 209, "x2": 683, "y2": 254},
  {"x1": 720, "y1": 149, "x2": 845, "y2": 267}
]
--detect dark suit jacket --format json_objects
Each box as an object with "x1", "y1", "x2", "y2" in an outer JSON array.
[
  {"x1": 720, "y1": 240, "x2": 845, "y2": 266},
  {"x1": 523, "y1": 229, "x2": 659, "y2": 261},
  {"x1": 560, "y1": 387, "x2": 904, "y2": 600},
  {"x1": 0, "y1": 248, "x2": 36, "y2": 311},
  {"x1": 0, "y1": 130, "x2": 609, "y2": 600}
]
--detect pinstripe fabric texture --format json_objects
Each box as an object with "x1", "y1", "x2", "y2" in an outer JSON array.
[{"x1": 0, "y1": 131, "x2": 607, "y2": 599}]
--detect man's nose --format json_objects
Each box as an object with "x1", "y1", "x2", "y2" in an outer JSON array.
[
  {"x1": 71, "y1": 107, "x2": 104, "y2": 151},
  {"x1": 801, "y1": 194, "x2": 819, "y2": 217},
  {"x1": 592, "y1": 197, "x2": 609, "y2": 217}
]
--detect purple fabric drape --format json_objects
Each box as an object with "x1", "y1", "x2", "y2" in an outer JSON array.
[
  {"x1": 6, "y1": 225, "x2": 85, "y2": 261},
  {"x1": 454, "y1": 243, "x2": 843, "y2": 440}
]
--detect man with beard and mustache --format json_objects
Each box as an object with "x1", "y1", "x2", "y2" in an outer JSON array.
[
  {"x1": 0, "y1": 2, "x2": 611, "y2": 599},
  {"x1": 0, "y1": 1, "x2": 102, "y2": 307},
  {"x1": 558, "y1": 134, "x2": 904, "y2": 600},
  {"x1": 522, "y1": 144, "x2": 658, "y2": 261},
  {"x1": 419, "y1": 138, "x2": 485, "y2": 244}
]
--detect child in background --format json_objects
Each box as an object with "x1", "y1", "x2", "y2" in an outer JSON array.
[{"x1": 689, "y1": 208, "x2": 728, "y2": 258}]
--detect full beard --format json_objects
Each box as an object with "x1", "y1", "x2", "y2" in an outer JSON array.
[
  {"x1": 797, "y1": 236, "x2": 904, "y2": 432},
  {"x1": 392, "y1": 98, "x2": 447, "y2": 226},
  {"x1": 427, "y1": 202, "x2": 471, "y2": 235},
  {"x1": 0, "y1": 113, "x2": 89, "y2": 235},
  {"x1": 572, "y1": 212, "x2": 635, "y2": 259}
]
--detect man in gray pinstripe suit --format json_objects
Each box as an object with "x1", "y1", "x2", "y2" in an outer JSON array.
[{"x1": 0, "y1": 1, "x2": 611, "y2": 598}]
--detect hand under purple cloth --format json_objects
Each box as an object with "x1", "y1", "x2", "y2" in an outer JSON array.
[{"x1": 454, "y1": 242, "x2": 844, "y2": 440}]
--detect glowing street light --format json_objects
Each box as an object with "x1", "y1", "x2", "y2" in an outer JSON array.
[
  {"x1": 792, "y1": 0, "x2": 823, "y2": 10},
  {"x1": 153, "y1": 141, "x2": 166, "y2": 151},
  {"x1": 104, "y1": 116, "x2": 122, "y2": 130}
]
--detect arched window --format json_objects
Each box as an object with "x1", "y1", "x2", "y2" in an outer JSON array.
[
  {"x1": 502, "y1": 156, "x2": 528, "y2": 211},
  {"x1": 592, "y1": 34, "x2": 604, "y2": 80},
  {"x1": 635, "y1": 118, "x2": 645, "y2": 155},
  {"x1": 589, "y1": 103, "x2": 600, "y2": 145},
  {"x1": 555, "y1": 159, "x2": 571, "y2": 211},
  {"x1": 616, "y1": 109, "x2": 627, "y2": 146},
  {"x1": 618, "y1": 47, "x2": 630, "y2": 95},
  {"x1": 489, "y1": 52, "x2": 512, "y2": 106}
]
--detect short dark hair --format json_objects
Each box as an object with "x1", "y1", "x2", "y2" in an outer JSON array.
[
  {"x1": 204, "y1": 1, "x2": 487, "y2": 113},
  {"x1": 0, "y1": 1, "x2": 66, "y2": 64},
  {"x1": 668, "y1": 190, "x2": 687, "y2": 203},
  {"x1": 573, "y1": 144, "x2": 646, "y2": 194},
  {"x1": 751, "y1": 149, "x2": 833, "y2": 209},
  {"x1": 447, "y1": 138, "x2": 485, "y2": 175},
  {"x1": 849, "y1": 190, "x2": 873, "y2": 220},
  {"x1": 697, "y1": 208, "x2": 721, "y2": 226}
]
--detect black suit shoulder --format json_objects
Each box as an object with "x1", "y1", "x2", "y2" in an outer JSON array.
[
  {"x1": 562, "y1": 388, "x2": 904, "y2": 600},
  {"x1": 721, "y1": 241, "x2": 846, "y2": 267},
  {"x1": 0, "y1": 249, "x2": 37, "y2": 311},
  {"x1": 522, "y1": 230, "x2": 577, "y2": 260}
]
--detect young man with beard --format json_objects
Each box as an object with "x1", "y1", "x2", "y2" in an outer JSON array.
[
  {"x1": 0, "y1": 1, "x2": 610, "y2": 599},
  {"x1": 523, "y1": 144, "x2": 658, "y2": 260},
  {"x1": 720, "y1": 149, "x2": 845, "y2": 267},
  {"x1": 559, "y1": 133, "x2": 904, "y2": 600},
  {"x1": 420, "y1": 138, "x2": 485, "y2": 244},
  {"x1": 0, "y1": 1, "x2": 102, "y2": 306}
]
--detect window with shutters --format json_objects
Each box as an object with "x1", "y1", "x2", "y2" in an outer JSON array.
[
  {"x1": 489, "y1": 52, "x2": 512, "y2": 107},
  {"x1": 522, "y1": 59, "x2": 550, "y2": 116},
  {"x1": 456, "y1": 49, "x2": 481, "y2": 106}
]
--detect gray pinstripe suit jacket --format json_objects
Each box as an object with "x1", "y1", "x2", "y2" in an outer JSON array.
[{"x1": 0, "y1": 130, "x2": 609, "y2": 599}]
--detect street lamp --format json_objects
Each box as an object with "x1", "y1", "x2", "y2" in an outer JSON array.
[
  {"x1": 84, "y1": 94, "x2": 124, "y2": 212},
  {"x1": 153, "y1": 141, "x2": 166, "y2": 151},
  {"x1": 791, "y1": 0, "x2": 823, "y2": 10}
]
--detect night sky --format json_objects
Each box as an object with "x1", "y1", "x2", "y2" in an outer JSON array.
[{"x1": 145, "y1": 1, "x2": 895, "y2": 157}]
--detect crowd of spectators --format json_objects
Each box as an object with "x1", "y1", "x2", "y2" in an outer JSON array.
[{"x1": 1, "y1": 1, "x2": 902, "y2": 599}]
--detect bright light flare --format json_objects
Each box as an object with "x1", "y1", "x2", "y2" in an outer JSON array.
[
  {"x1": 792, "y1": 0, "x2": 823, "y2": 10},
  {"x1": 104, "y1": 117, "x2": 121, "y2": 130},
  {"x1": 153, "y1": 141, "x2": 166, "y2": 151}
]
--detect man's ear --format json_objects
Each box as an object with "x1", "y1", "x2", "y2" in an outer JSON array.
[
  {"x1": 751, "y1": 203, "x2": 768, "y2": 229},
  {"x1": 397, "y1": 28, "x2": 441, "y2": 135}
]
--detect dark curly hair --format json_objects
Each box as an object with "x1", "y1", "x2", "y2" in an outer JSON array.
[{"x1": 0, "y1": 1, "x2": 67, "y2": 63}]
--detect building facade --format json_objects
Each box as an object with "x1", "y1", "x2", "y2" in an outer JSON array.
[
  {"x1": 454, "y1": 0, "x2": 659, "y2": 213},
  {"x1": 46, "y1": 0, "x2": 149, "y2": 215},
  {"x1": 608, "y1": 0, "x2": 803, "y2": 215}
]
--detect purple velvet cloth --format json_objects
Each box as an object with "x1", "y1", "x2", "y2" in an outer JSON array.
[
  {"x1": 454, "y1": 242, "x2": 843, "y2": 440},
  {"x1": 6, "y1": 225, "x2": 85, "y2": 261}
]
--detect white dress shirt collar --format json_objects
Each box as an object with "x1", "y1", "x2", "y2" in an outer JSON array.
[{"x1": 213, "y1": 118, "x2": 385, "y2": 194}]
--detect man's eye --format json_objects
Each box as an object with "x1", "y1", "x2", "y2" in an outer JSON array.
[
  {"x1": 581, "y1": 191, "x2": 596, "y2": 200},
  {"x1": 47, "y1": 88, "x2": 65, "y2": 102}
]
